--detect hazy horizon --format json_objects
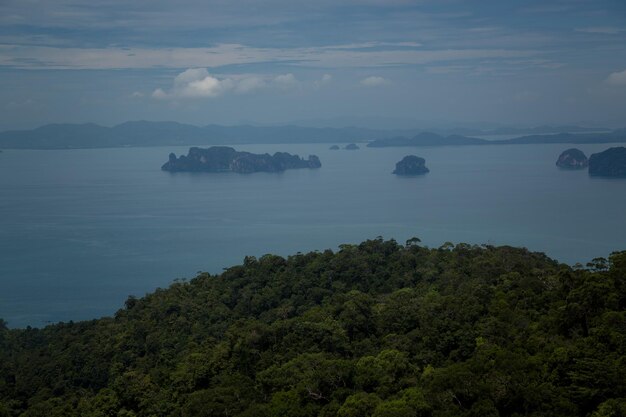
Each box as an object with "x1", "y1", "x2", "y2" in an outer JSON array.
[
  {"x1": 1, "y1": 0, "x2": 626, "y2": 131},
  {"x1": 1, "y1": 116, "x2": 623, "y2": 133}
]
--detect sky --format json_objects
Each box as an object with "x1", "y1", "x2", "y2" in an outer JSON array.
[{"x1": 0, "y1": 0, "x2": 625, "y2": 130}]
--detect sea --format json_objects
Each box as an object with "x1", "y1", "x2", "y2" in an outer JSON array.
[{"x1": 1, "y1": 142, "x2": 625, "y2": 328}]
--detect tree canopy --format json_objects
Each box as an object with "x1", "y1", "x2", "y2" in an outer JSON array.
[{"x1": 1, "y1": 238, "x2": 625, "y2": 416}]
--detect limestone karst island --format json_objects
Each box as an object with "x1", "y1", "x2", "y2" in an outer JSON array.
[{"x1": 162, "y1": 146, "x2": 322, "y2": 174}]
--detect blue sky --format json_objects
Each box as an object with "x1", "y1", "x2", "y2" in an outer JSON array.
[{"x1": 1, "y1": 0, "x2": 625, "y2": 130}]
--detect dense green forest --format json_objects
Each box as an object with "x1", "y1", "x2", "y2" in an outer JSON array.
[{"x1": 1, "y1": 239, "x2": 625, "y2": 416}]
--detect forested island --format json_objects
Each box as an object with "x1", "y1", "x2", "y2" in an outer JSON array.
[
  {"x1": 162, "y1": 147, "x2": 321, "y2": 174},
  {"x1": 588, "y1": 147, "x2": 626, "y2": 177},
  {"x1": 1, "y1": 238, "x2": 625, "y2": 417},
  {"x1": 393, "y1": 155, "x2": 429, "y2": 175},
  {"x1": 556, "y1": 148, "x2": 588, "y2": 169}
]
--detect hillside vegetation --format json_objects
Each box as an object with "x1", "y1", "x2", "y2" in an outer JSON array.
[{"x1": 1, "y1": 239, "x2": 625, "y2": 417}]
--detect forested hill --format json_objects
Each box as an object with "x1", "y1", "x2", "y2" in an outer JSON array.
[{"x1": 1, "y1": 239, "x2": 625, "y2": 417}]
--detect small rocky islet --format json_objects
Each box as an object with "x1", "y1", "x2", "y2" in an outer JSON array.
[
  {"x1": 393, "y1": 155, "x2": 429, "y2": 176},
  {"x1": 556, "y1": 148, "x2": 588, "y2": 169},
  {"x1": 344, "y1": 143, "x2": 359, "y2": 150},
  {"x1": 162, "y1": 146, "x2": 321, "y2": 174}
]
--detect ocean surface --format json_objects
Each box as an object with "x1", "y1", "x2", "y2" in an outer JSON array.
[{"x1": 1, "y1": 142, "x2": 625, "y2": 328}]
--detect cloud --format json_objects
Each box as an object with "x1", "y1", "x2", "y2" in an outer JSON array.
[
  {"x1": 520, "y1": 4, "x2": 573, "y2": 14},
  {"x1": 152, "y1": 68, "x2": 241, "y2": 99},
  {"x1": 0, "y1": 43, "x2": 540, "y2": 70},
  {"x1": 322, "y1": 41, "x2": 422, "y2": 50},
  {"x1": 173, "y1": 68, "x2": 233, "y2": 98},
  {"x1": 273, "y1": 73, "x2": 298, "y2": 89},
  {"x1": 426, "y1": 65, "x2": 471, "y2": 74},
  {"x1": 315, "y1": 73, "x2": 333, "y2": 87},
  {"x1": 606, "y1": 69, "x2": 626, "y2": 86},
  {"x1": 513, "y1": 91, "x2": 540, "y2": 102},
  {"x1": 130, "y1": 91, "x2": 144, "y2": 98},
  {"x1": 361, "y1": 76, "x2": 390, "y2": 87},
  {"x1": 467, "y1": 27, "x2": 499, "y2": 33},
  {"x1": 576, "y1": 27, "x2": 625, "y2": 35},
  {"x1": 151, "y1": 88, "x2": 167, "y2": 99},
  {"x1": 234, "y1": 76, "x2": 266, "y2": 94},
  {"x1": 5, "y1": 98, "x2": 34, "y2": 109},
  {"x1": 152, "y1": 69, "x2": 300, "y2": 99}
]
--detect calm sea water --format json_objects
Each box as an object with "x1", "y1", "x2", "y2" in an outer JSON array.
[{"x1": 1, "y1": 143, "x2": 626, "y2": 327}]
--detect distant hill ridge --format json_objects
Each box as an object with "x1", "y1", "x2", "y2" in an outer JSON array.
[
  {"x1": 0, "y1": 121, "x2": 624, "y2": 149},
  {"x1": 0, "y1": 121, "x2": 400, "y2": 149},
  {"x1": 367, "y1": 132, "x2": 487, "y2": 147},
  {"x1": 367, "y1": 130, "x2": 626, "y2": 147}
]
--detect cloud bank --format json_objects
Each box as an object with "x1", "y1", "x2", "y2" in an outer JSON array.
[
  {"x1": 361, "y1": 76, "x2": 390, "y2": 87},
  {"x1": 606, "y1": 69, "x2": 626, "y2": 86},
  {"x1": 0, "y1": 43, "x2": 540, "y2": 70},
  {"x1": 152, "y1": 68, "x2": 298, "y2": 99},
  {"x1": 314, "y1": 74, "x2": 333, "y2": 87}
]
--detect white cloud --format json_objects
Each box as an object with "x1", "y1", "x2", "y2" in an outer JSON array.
[
  {"x1": 361, "y1": 76, "x2": 390, "y2": 87},
  {"x1": 273, "y1": 73, "x2": 298, "y2": 89},
  {"x1": 606, "y1": 69, "x2": 626, "y2": 86},
  {"x1": 234, "y1": 76, "x2": 266, "y2": 94},
  {"x1": 152, "y1": 69, "x2": 301, "y2": 99},
  {"x1": 152, "y1": 68, "x2": 239, "y2": 99},
  {"x1": 130, "y1": 91, "x2": 144, "y2": 98},
  {"x1": 315, "y1": 73, "x2": 333, "y2": 87},
  {"x1": 174, "y1": 69, "x2": 233, "y2": 98},
  {"x1": 151, "y1": 88, "x2": 167, "y2": 99},
  {"x1": 173, "y1": 68, "x2": 211, "y2": 87}
]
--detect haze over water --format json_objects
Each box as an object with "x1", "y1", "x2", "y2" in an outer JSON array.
[{"x1": 1, "y1": 142, "x2": 625, "y2": 327}]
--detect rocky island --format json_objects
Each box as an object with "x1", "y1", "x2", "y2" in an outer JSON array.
[
  {"x1": 588, "y1": 147, "x2": 626, "y2": 177},
  {"x1": 344, "y1": 143, "x2": 359, "y2": 150},
  {"x1": 556, "y1": 148, "x2": 588, "y2": 169},
  {"x1": 162, "y1": 146, "x2": 321, "y2": 174},
  {"x1": 393, "y1": 155, "x2": 429, "y2": 175},
  {"x1": 329, "y1": 145, "x2": 340, "y2": 150}
]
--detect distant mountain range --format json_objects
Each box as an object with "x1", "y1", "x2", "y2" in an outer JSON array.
[
  {"x1": 367, "y1": 129, "x2": 626, "y2": 147},
  {"x1": 367, "y1": 132, "x2": 487, "y2": 147},
  {"x1": 0, "y1": 121, "x2": 624, "y2": 150},
  {"x1": 498, "y1": 130, "x2": 626, "y2": 144},
  {"x1": 0, "y1": 121, "x2": 412, "y2": 149},
  {"x1": 445, "y1": 125, "x2": 609, "y2": 137}
]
